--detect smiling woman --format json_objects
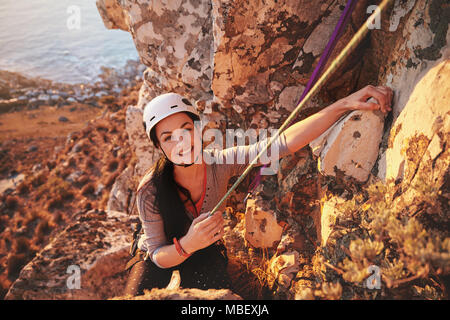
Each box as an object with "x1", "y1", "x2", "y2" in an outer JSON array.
[{"x1": 124, "y1": 85, "x2": 392, "y2": 296}]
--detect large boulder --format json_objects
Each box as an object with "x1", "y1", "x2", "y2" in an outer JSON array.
[
  {"x1": 373, "y1": 0, "x2": 450, "y2": 184},
  {"x1": 5, "y1": 210, "x2": 137, "y2": 300},
  {"x1": 309, "y1": 105, "x2": 386, "y2": 183},
  {"x1": 386, "y1": 60, "x2": 450, "y2": 210},
  {"x1": 244, "y1": 197, "x2": 284, "y2": 249},
  {"x1": 384, "y1": 60, "x2": 449, "y2": 187}
]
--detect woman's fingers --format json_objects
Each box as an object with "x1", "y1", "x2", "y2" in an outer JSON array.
[
  {"x1": 377, "y1": 85, "x2": 393, "y2": 111},
  {"x1": 193, "y1": 211, "x2": 210, "y2": 224},
  {"x1": 196, "y1": 211, "x2": 222, "y2": 232},
  {"x1": 382, "y1": 86, "x2": 393, "y2": 109},
  {"x1": 203, "y1": 215, "x2": 224, "y2": 235},
  {"x1": 358, "y1": 85, "x2": 393, "y2": 113},
  {"x1": 365, "y1": 85, "x2": 389, "y2": 112},
  {"x1": 356, "y1": 100, "x2": 379, "y2": 110}
]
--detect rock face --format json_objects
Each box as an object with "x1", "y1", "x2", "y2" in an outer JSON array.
[
  {"x1": 107, "y1": 166, "x2": 133, "y2": 213},
  {"x1": 92, "y1": 0, "x2": 449, "y2": 300},
  {"x1": 244, "y1": 198, "x2": 283, "y2": 249},
  {"x1": 384, "y1": 60, "x2": 449, "y2": 186},
  {"x1": 309, "y1": 105, "x2": 387, "y2": 183},
  {"x1": 97, "y1": 0, "x2": 215, "y2": 102},
  {"x1": 4, "y1": 210, "x2": 137, "y2": 300},
  {"x1": 5, "y1": 0, "x2": 448, "y2": 300},
  {"x1": 96, "y1": 0, "x2": 369, "y2": 110},
  {"x1": 125, "y1": 105, "x2": 160, "y2": 179},
  {"x1": 269, "y1": 251, "x2": 300, "y2": 291},
  {"x1": 371, "y1": 0, "x2": 450, "y2": 184}
]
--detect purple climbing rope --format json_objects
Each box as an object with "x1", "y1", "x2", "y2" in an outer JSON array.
[{"x1": 246, "y1": 0, "x2": 358, "y2": 198}]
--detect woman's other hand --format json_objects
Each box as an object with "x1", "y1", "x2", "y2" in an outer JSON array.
[
  {"x1": 180, "y1": 210, "x2": 224, "y2": 254},
  {"x1": 339, "y1": 85, "x2": 393, "y2": 114}
]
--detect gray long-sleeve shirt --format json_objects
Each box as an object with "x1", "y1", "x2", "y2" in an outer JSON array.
[{"x1": 135, "y1": 132, "x2": 291, "y2": 266}]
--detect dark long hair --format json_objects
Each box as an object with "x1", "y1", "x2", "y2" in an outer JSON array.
[{"x1": 146, "y1": 112, "x2": 201, "y2": 240}]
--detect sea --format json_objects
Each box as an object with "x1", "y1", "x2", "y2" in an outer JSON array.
[{"x1": 0, "y1": 0, "x2": 139, "y2": 84}]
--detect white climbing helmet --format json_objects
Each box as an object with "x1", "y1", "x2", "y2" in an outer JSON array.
[{"x1": 142, "y1": 92, "x2": 200, "y2": 140}]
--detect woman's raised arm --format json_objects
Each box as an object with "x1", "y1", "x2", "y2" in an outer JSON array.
[{"x1": 283, "y1": 85, "x2": 393, "y2": 154}]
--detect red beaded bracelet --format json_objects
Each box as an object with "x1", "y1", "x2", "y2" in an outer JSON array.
[{"x1": 173, "y1": 237, "x2": 191, "y2": 258}]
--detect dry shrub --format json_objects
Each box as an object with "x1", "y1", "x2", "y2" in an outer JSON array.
[
  {"x1": 95, "y1": 123, "x2": 109, "y2": 132},
  {"x1": 110, "y1": 125, "x2": 118, "y2": 134},
  {"x1": 36, "y1": 176, "x2": 74, "y2": 210},
  {"x1": 22, "y1": 210, "x2": 50, "y2": 235},
  {"x1": 24, "y1": 210, "x2": 41, "y2": 230},
  {"x1": 60, "y1": 168, "x2": 71, "y2": 180},
  {"x1": 107, "y1": 159, "x2": 119, "y2": 172},
  {"x1": 67, "y1": 156, "x2": 77, "y2": 167},
  {"x1": 13, "y1": 237, "x2": 30, "y2": 255},
  {"x1": 48, "y1": 176, "x2": 72, "y2": 195},
  {"x1": 46, "y1": 161, "x2": 56, "y2": 171},
  {"x1": 312, "y1": 173, "x2": 449, "y2": 299},
  {"x1": 5, "y1": 195, "x2": 18, "y2": 210},
  {"x1": 31, "y1": 173, "x2": 46, "y2": 188},
  {"x1": 104, "y1": 172, "x2": 120, "y2": 188},
  {"x1": 35, "y1": 219, "x2": 54, "y2": 244},
  {"x1": 83, "y1": 201, "x2": 93, "y2": 210},
  {"x1": 81, "y1": 127, "x2": 92, "y2": 138},
  {"x1": 99, "y1": 192, "x2": 110, "y2": 209},
  {"x1": 98, "y1": 95, "x2": 116, "y2": 105},
  {"x1": 79, "y1": 155, "x2": 93, "y2": 173},
  {"x1": 227, "y1": 256, "x2": 270, "y2": 300},
  {"x1": 51, "y1": 211, "x2": 65, "y2": 225},
  {"x1": 17, "y1": 181, "x2": 30, "y2": 195},
  {"x1": 76, "y1": 174, "x2": 90, "y2": 187},
  {"x1": 81, "y1": 183, "x2": 96, "y2": 197},
  {"x1": 82, "y1": 148, "x2": 91, "y2": 156},
  {"x1": 0, "y1": 216, "x2": 7, "y2": 233},
  {"x1": 47, "y1": 196, "x2": 64, "y2": 211},
  {"x1": 7, "y1": 253, "x2": 27, "y2": 280}
]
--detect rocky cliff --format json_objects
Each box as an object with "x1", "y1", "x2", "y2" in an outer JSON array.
[{"x1": 2, "y1": 0, "x2": 449, "y2": 299}]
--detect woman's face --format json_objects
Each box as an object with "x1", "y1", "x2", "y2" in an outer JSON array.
[{"x1": 154, "y1": 112, "x2": 202, "y2": 165}]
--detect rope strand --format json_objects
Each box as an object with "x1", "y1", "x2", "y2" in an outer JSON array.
[{"x1": 208, "y1": 0, "x2": 394, "y2": 217}]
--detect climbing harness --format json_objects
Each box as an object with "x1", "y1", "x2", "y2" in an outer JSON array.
[{"x1": 209, "y1": 0, "x2": 394, "y2": 217}]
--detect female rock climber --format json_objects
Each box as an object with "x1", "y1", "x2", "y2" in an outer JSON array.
[{"x1": 123, "y1": 85, "x2": 392, "y2": 296}]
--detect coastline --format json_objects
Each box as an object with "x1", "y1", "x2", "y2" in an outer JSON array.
[{"x1": 0, "y1": 59, "x2": 146, "y2": 113}]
